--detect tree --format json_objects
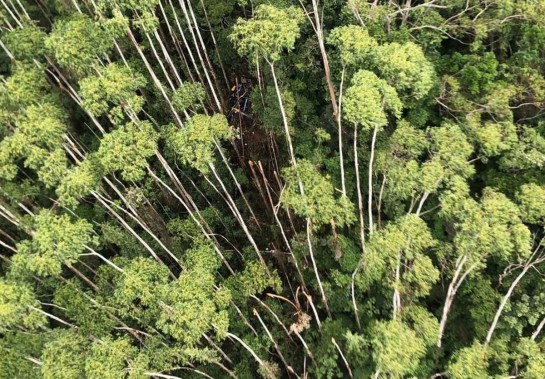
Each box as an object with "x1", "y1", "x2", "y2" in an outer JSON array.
[
  {"x1": 447, "y1": 342, "x2": 489, "y2": 379},
  {"x1": 40, "y1": 330, "x2": 89, "y2": 379},
  {"x1": 344, "y1": 69, "x2": 402, "y2": 234},
  {"x1": 164, "y1": 114, "x2": 233, "y2": 174},
  {"x1": 45, "y1": 13, "x2": 114, "y2": 76},
  {"x1": 372, "y1": 41, "x2": 436, "y2": 102},
  {"x1": 3, "y1": 1, "x2": 545, "y2": 377},
  {"x1": 437, "y1": 188, "x2": 532, "y2": 347},
  {"x1": 1, "y1": 22, "x2": 46, "y2": 61},
  {"x1": 85, "y1": 337, "x2": 137, "y2": 378},
  {"x1": 370, "y1": 320, "x2": 427, "y2": 378},
  {"x1": 0, "y1": 102, "x2": 68, "y2": 188},
  {"x1": 79, "y1": 63, "x2": 147, "y2": 122},
  {"x1": 0, "y1": 279, "x2": 46, "y2": 332},
  {"x1": 230, "y1": 4, "x2": 303, "y2": 169},
  {"x1": 96, "y1": 121, "x2": 158, "y2": 181},
  {"x1": 281, "y1": 159, "x2": 355, "y2": 227},
  {"x1": 13, "y1": 210, "x2": 98, "y2": 277}
]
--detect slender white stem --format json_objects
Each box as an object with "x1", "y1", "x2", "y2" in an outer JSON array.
[{"x1": 368, "y1": 125, "x2": 378, "y2": 234}]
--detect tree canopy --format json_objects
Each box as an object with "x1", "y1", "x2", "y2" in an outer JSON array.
[{"x1": 2, "y1": 0, "x2": 545, "y2": 378}]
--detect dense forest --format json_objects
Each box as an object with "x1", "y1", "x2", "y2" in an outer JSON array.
[{"x1": 2, "y1": 0, "x2": 545, "y2": 377}]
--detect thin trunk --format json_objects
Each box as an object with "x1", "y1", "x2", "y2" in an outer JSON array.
[
  {"x1": 0, "y1": 0, "x2": 23, "y2": 27},
  {"x1": 351, "y1": 258, "x2": 363, "y2": 329},
  {"x1": 307, "y1": 219, "x2": 331, "y2": 317},
  {"x1": 91, "y1": 191, "x2": 176, "y2": 278},
  {"x1": 144, "y1": 31, "x2": 176, "y2": 90},
  {"x1": 270, "y1": 61, "x2": 330, "y2": 312},
  {"x1": 125, "y1": 27, "x2": 183, "y2": 127},
  {"x1": 199, "y1": 0, "x2": 230, "y2": 89},
  {"x1": 338, "y1": 67, "x2": 347, "y2": 197},
  {"x1": 332, "y1": 338, "x2": 353, "y2": 378},
  {"x1": 532, "y1": 316, "x2": 545, "y2": 341},
  {"x1": 368, "y1": 125, "x2": 378, "y2": 234},
  {"x1": 185, "y1": 0, "x2": 227, "y2": 108},
  {"x1": 393, "y1": 255, "x2": 401, "y2": 319},
  {"x1": 268, "y1": 61, "x2": 298, "y2": 176},
  {"x1": 178, "y1": 0, "x2": 222, "y2": 111},
  {"x1": 103, "y1": 177, "x2": 180, "y2": 267},
  {"x1": 83, "y1": 245, "x2": 124, "y2": 272},
  {"x1": 354, "y1": 126, "x2": 366, "y2": 247},
  {"x1": 253, "y1": 308, "x2": 298, "y2": 378},
  {"x1": 214, "y1": 140, "x2": 260, "y2": 227},
  {"x1": 157, "y1": 1, "x2": 195, "y2": 82},
  {"x1": 486, "y1": 252, "x2": 545, "y2": 345},
  {"x1": 167, "y1": 0, "x2": 208, "y2": 89},
  {"x1": 485, "y1": 263, "x2": 530, "y2": 346},
  {"x1": 227, "y1": 332, "x2": 266, "y2": 367},
  {"x1": 67, "y1": 264, "x2": 98, "y2": 291},
  {"x1": 377, "y1": 175, "x2": 386, "y2": 228},
  {"x1": 251, "y1": 294, "x2": 294, "y2": 341},
  {"x1": 437, "y1": 255, "x2": 474, "y2": 348},
  {"x1": 416, "y1": 192, "x2": 430, "y2": 216},
  {"x1": 310, "y1": 0, "x2": 338, "y2": 117},
  {"x1": 29, "y1": 306, "x2": 76, "y2": 328},
  {"x1": 152, "y1": 29, "x2": 183, "y2": 86},
  {"x1": 257, "y1": 161, "x2": 307, "y2": 289},
  {"x1": 208, "y1": 163, "x2": 267, "y2": 269},
  {"x1": 147, "y1": 165, "x2": 235, "y2": 275}
]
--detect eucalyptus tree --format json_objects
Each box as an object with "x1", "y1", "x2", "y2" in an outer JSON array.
[
  {"x1": 230, "y1": 4, "x2": 304, "y2": 170},
  {"x1": 2, "y1": 0, "x2": 545, "y2": 378},
  {"x1": 328, "y1": 25, "x2": 378, "y2": 200},
  {"x1": 344, "y1": 69, "x2": 403, "y2": 235}
]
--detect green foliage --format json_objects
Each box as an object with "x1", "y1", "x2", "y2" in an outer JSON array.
[
  {"x1": 45, "y1": 14, "x2": 114, "y2": 76},
  {"x1": 172, "y1": 82, "x2": 206, "y2": 113},
  {"x1": 97, "y1": 0, "x2": 160, "y2": 31},
  {"x1": 3, "y1": 1, "x2": 545, "y2": 378},
  {"x1": 111, "y1": 257, "x2": 170, "y2": 322},
  {"x1": 0, "y1": 280, "x2": 46, "y2": 332},
  {"x1": 228, "y1": 261, "x2": 282, "y2": 300},
  {"x1": 85, "y1": 337, "x2": 137, "y2": 378},
  {"x1": 517, "y1": 183, "x2": 545, "y2": 224},
  {"x1": 373, "y1": 41, "x2": 436, "y2": 101},
  {"x1": 250, "y1": 85, "x2": 296, "y2": 134},
  {"x1": 164, "y1": 114, "x2": 234, "y2": 173},
  {"x1": 281, "y1": 159, "x2": 355, "y2": 227},
  {"x1": 447, "y1": 342, "x2": 489, "y2": 379},
  {"x1": 200, "y1": 0, "x2": 237, "y2": 25},
  {"x1": 41, "y1": 330, "x2": 88, "y2": 379},
  {"x1": 499, "y1": 126, "x2": 545, "y2": 170},
  {"x1": 516, "y1": 338, "x2": 545, "y2": 379},
  {"x1": 360, "y1": 215, "x2": 438, "y2": 299},
  {"x1": 157, "y1": 268, "x2": 230, "y2": 344},
  {"x1": 13, "y1": 210, "x2": 98, "y2": 276},
  {"x1": 56, "y1": 156, "x2": 104, "y2": 208},
  {"x1": 370, "y1": 320, "x2": 427, "y2": 377},
  {"x1": 0, "y1": 62, "x2": 50, "y2": 125},
  {"x1": 0, "y1": 331, "x2": 45, "y2": 379},
  {"x1": 230, "y1": 5, "x2": 304, "y2": 63},
  {"x1": 0, "y1": 102, "x2": 68, "y2": 187},
  {"x1": 450, "y1": 52, "x2": 499, "y2": 96},
  {"x1": 470, "y1": 120, "x2": 518, "y2": 158},
  {"x1": 403, "y1": 306, "x2": 439, "y2": 346},
  {"x1": 343, "y1": 70, "x2": 403, "y2": 129},
  {"x1": 79, "y1": 63, "x2": 147, "y2": 121},
  {"x1": 429, "y1": 123, "x2": 475, "y2": 179},
  {"x1": 448, "y1": 188, "x2": 531, "y2": 265},
  {"x1": 97, "y1": 121, "x2": 158, "y2": 181},
  {"x1": 2, "y1": 23, "x2": 46, "y2": 61},
  {"x1": 54, "y1": 280, "x2": 115, "y2": 336},
  {"x1": 328, "y1": 25, "x2": 378, "y2": 68}
]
